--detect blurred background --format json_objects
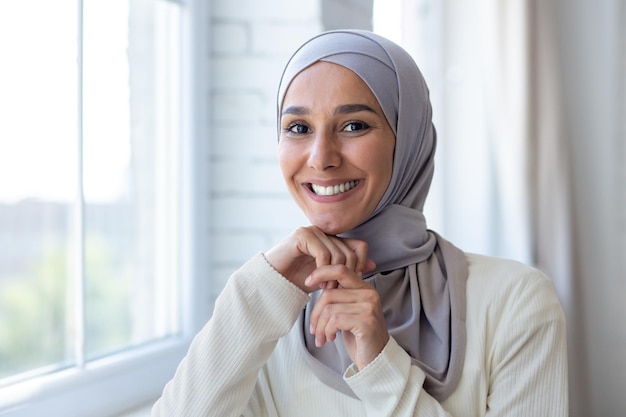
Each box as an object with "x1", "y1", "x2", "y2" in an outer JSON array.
[{"x1": 0, "y1": 0, "x2": 623, "y2": 416}]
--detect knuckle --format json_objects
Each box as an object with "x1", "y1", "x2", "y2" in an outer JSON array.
[
  {"x1": 354, "y1": 239, "x2": 368, "y2": 252},
  {"x1": 295, "y1": 226, "x2": 310, "y2": 238},
  {"x1": 333, "y1": 251, "x2": 346, "y2": 264},
  {"x1": 364, "y1": 316, "x2": 377, "y2": 329},
  {"x1": 364, "y1": 288, "x2": 379, "y2": 303},
  {"x1": 318, "y1": 288, "x2": 333, "y2": 303},
  {"x1": 365, "y1": 303, "x2": 378, "y2": 316},
  {"x1": 327, "y1": 312, "x2": 340, "y2": 328},
  {"x1": 322, "y1": 305, "x2": 335, "y2": 321},
  {"x1": 345, "y1": 250, "x2": 356, "y2": 264},
  {"x1": 319, "y1": 251, "x2": 331, "y2": 264}
]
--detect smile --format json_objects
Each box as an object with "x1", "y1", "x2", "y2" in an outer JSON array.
[{"x1": 309, "y1": 180, "x2": 359, "y2": 196}]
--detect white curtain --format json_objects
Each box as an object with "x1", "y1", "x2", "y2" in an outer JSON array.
[
  {"x1": 376, "y1": 0, "x2": 588, "y2": 415},
  {"x1": 459, "y1": 0, "x2": 588, "y2": 414},
  {"x1": 476, "y1": 1, "x2": 587, "y2": 415},
  {"x1": 476, "y1": 0, "x2": 533, "y2": 265}
]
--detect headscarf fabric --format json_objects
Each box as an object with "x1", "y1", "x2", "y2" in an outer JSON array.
[{"x1": 277, "y1": 30, "x2": 468, "y2": 402}]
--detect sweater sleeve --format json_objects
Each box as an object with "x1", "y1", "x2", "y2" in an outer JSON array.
[
  {"x1": 344, "y1": 337, "x2": 452, "y2": 417},
  {"x1": 151, "y1": 253, "x2": 310, "y2": 417},
  {"x1": 484, "y1": 272, "x2": 568, "y2": 416},
  {"x1": 344, "y1": 270, "x2": 568, "y2": 417}
]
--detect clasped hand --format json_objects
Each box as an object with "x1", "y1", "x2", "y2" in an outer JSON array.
[{"x1": 264, "y1": 226, "x2": 389, "y2": 371}]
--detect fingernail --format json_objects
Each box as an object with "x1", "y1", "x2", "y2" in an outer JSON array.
[
  {"x1": 305, "y1": 276, "x2": 311, "y2": 286},
  {"x1": 309, "y1": 324, "x2": 314, "y2": 334}
]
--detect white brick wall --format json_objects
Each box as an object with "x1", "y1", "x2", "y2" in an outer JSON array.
[
  {"x1": 322, "y1": 0, "x2": 374, "y2": 31},
  {"x1": 212, "y1": 0, "x2": 321, "y2": 22},
  {"x1": 208, "y1": 1, "x2": 321, "y2": 296}
]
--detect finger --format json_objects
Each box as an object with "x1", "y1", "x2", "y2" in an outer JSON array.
[
  {"x1": 312, "y1": 235, "x2": 364, "y2": 290},
  {"x1": 305, "y1": 264, "x2": 366, "y2": 290},
  {"x1": 322, "y1": 307, "x2": 358, "y2": 345},
  {"x1": 313, "y1": 301, "x2": 353, "y2": 347},
  {"x1": 307, "y1": 281, "x2": 389, "y2": 369},
  {"x1": 264, "y1": 227, "x2": 371, "y2": 293},
  {"x1": 305, "y1": 228, "x2": 370, "y2": 272},
  {"x1": 309, "y1": 277, "x2": 377, "y2": 338},
  {"x1": 310, "y1": 286, "x2": 374, "y2": 329},
  {"x1": 304, "y1": 228, "x2": 350, "y2": 268},
  {"x1": 314, "y1": 301, "x2": 378, "y2": 347},
  {"x1": 320, "y1": 279, "x2": 339, "y2": 291},
  {"x1": 326, "y1": 236, "x2": 359, "y2": 271},
  {"x1": 340, "y1": 238, "x2": 375, "y2": 273}
]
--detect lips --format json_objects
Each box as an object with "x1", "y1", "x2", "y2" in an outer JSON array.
[{"x1": 308, "y1": 180, "x2": 359, "y2": 196}]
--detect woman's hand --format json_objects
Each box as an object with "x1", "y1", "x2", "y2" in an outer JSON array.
[
  {"x1": 264, "y1": 226, "x2": 386, "y2": 370},
  {"x1": 264, "y1": 226, "x2": 375, "y2": 293},
  {"x1": 306, "y1": 264, "x2": 389, "y2": 371}
]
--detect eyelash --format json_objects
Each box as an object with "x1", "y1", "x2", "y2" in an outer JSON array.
[
  {"x1": 285, "y1": 123, "x2": 310, "y2": 135},
  {"x1": 343, "y1": 121, "x2": 370, "y2": 132},
  {"x1": 283, "y1": 121, "x2": 371, "y2": 135}
]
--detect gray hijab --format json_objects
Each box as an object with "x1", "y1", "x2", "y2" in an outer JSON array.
[{"x1": 277, "y1": 30, "x2": 468, "y2": 402}]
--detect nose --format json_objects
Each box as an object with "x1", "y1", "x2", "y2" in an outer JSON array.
[{"x1": 307, "y1": 131, "x2": 341, "y2": 171}]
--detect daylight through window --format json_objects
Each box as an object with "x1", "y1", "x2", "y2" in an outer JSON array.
[{"x1": 0, "y1": 0, "x2": 183, "y2": 388}]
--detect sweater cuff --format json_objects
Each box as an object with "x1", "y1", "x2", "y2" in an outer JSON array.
[
  {"x1": 223, "y1": 253, "x2": 310, "y2": 336},
  {"x1": 255, "y1": 252, "x2": 310, "y2": 304},
  {"x1": 344, "y1": 337, "x2": 424, "y2": 407}
]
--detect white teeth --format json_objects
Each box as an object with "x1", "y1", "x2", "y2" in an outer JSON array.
[{"x1": 311, "y1": 180, "x2": 358, "y2": 196}]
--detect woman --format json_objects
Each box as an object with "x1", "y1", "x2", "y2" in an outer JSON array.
[{"x1": 152, "y1": 30, "x2": 568, "y2": 416}]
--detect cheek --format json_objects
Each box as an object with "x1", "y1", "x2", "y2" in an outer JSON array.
[
  {"x1": 277, "y1": 143, "x2": 299, "y2": 182},
  {"x1": 371, "y1": 143, "x2": 395, "y2": 195},
  {"x1": 367, "y1": 141, "x2": 392, "y2": 169}
]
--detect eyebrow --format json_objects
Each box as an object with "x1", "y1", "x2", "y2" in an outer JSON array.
[
  {"x1": 281, "y1": 103, "x2": 378, "y2": 117},
  {"x1": 281, "y1": 106, "x2": 309, "y2": 116},
  {"x1": 333, "y1": 103, "x2": 377, "y2": 115}
]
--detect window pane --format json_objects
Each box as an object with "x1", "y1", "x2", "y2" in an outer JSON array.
[
  {"x1": 0, "y1": 0, "x2": 183, "y2": 385},
  {"x1": 0, "y1": 2, "x2": 79, "y2": 381},
  {"x1": 82, "y1": 0, "x2": 182, "y2": 359}
]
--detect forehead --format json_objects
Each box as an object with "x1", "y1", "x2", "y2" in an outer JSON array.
[{"x1": 281, "y1": 61, "x2": 380, "y2": 109}]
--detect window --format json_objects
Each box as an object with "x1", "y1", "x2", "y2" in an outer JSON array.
[{"x1": 0, "y1": 1, "x2": 206, "y2": 415}]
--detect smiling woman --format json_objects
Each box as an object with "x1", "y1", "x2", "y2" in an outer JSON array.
[
  {"x1": 278, "y1": 62, "x2": 395, "y2": 235},
  {"x1": 152, "y1": 30, "x2": 568, "y2": 417}
]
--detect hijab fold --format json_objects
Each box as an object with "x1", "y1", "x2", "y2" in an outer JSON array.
[{"x1": 277, "y1": 30, "x2": 468, "y2": 402}]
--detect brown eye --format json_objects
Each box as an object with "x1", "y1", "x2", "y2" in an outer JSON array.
[
  {"x1": 288, "y1": 123, "x2": 310, "y2": 134},
  {"x1": 343, "y1": 121, "x2": 370, "y2": 132}
]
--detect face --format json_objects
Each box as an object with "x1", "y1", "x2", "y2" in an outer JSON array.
[{"x1": 278, "y1": 62, "x2": 396, "y2": 235}]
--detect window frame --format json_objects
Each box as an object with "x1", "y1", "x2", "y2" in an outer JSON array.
[{"x1": 0, "y1": 0, "x2": 211, "y2": 415}]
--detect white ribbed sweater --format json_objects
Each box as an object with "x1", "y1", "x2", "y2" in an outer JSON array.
[{"x1": 152, "y1": 252, "x2": 568, "y2": 417}]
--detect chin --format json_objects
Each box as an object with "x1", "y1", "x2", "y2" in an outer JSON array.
[
  {"x1": 317, "y1": 225, "x2": 346, "y2": 236},
  {"x1": 310, "y1": 217, "x2": 354, "y2": 236}
]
